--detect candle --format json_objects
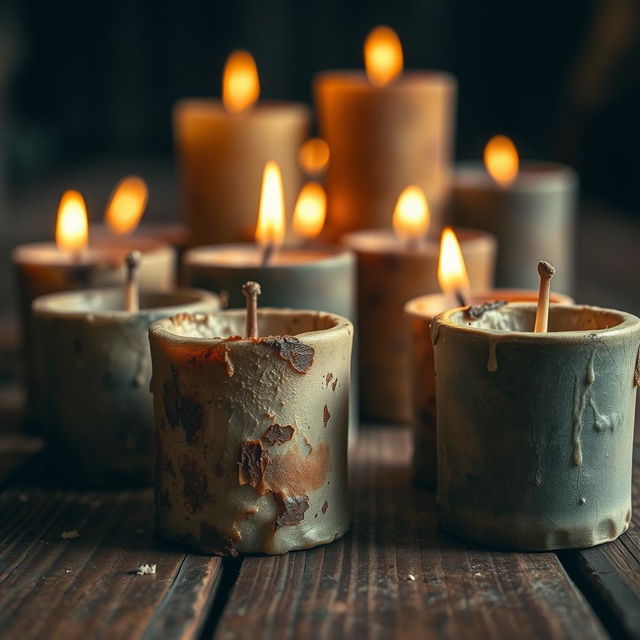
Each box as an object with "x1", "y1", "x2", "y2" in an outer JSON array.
[
  {"x1": 13, "y1": 191, "x2": 176, "y2": 427},
  {"x1": 452, "y1": 136, "x2": 578, "y2": 292},
  {"x1": 149, "y1": 285, "x2": 353, "y2": 555},
  {"x1": 314, "y1": 26, "x2": 456, "y2": 238},
  {"x1": 32, "y1": 282, "x2": 219, "y2": 487},
  {"x1": 343, "y1": 188, "x2": 496, "y2": 422},
  {"x1": 432, "y1": 295, "x2": 640, "y2": 550},
  {"x1": 174, "y1": 50, "x2": 310, "y2": 246}
]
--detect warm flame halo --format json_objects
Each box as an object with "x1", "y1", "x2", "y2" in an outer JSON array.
[
  {"x1": 364, "y1": 25, "x2": 403, "y2": 87},
  {"x1": 438, "y1": 227, "x2": 470, "y2": 294},
  {"x1": 484, "y1": 135, "x2": 519, "y2": 187},
  {"x1": 293, "y1": 182, "x2": 326, "y2": 239},
  {"x1": 223, "y1": 50, "x2": 260, "y2": 114},
  {"x1": 298, "y1": 138, "x2": 330, "y2": 175},
  {"x1": 105, "y1": 175, "x2": 148, "y2": 236},
  {"x1": 392, "y1": 185, "x2": 430, "y2": 241},
  {"x1": 56, "y1": 190, "x2": 89, "y2": 253},
  {"x1": 255, "y1": 161, "x2": 286, "y2": 248}
]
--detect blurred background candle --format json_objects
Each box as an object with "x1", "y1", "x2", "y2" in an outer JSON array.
[
  {"x1": 174, "y1": 50, "x2": 310, "y2": 246},
  {"x1": 343, "y1": 187, "x2": 496, "y2": 422},
  {"x1": 405, "y1": 229, "x2": 574, "y2": 488},
  {"x1": 314, "y1": 26, "x2": 456, "y2": 238},
  {"x1": 452, "y1": 136, "x2": 578, "y2": 293}
]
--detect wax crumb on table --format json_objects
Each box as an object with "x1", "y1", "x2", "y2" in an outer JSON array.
[
  {"x1": 136, "y1": 563, "x2": 157, "y2": 575},
  {"x1": 406, "y1": 574, "x2": 416, "y2": 581},
  {"x1": 61, "y1": 530, "x2": 80, "y2": 539}
]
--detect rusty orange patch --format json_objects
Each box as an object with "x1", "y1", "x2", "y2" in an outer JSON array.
[
  {"x1": 265, "y1": 442, "x2": 330, "y2": 496},
  {"x1": 259, "y1": 336, "x2": 315, "y2": 373},
  {"x1": 238, "y1": 440, "x2": 270, "y2": 494},
  {"x1": 262, "y1": 424, "x2": 295, "y2": 446},
  {"x1": 273, "y1": 493, "x2": 309, "y2": 528}
]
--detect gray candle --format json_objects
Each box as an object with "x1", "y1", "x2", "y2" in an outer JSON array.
[
  {"x1": 432, "y1": 302, "x2": 640, "y2": 549},
  {"x1": 32, "y1": 287, "x2": 219, "y2": 487}
]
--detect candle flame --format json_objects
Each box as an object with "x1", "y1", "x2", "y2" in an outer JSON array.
[
  {"x1": 484, "y1": 135, "x2": 519, "y2": 187},
  {"x1": 293, "y1": 182, "x2": 326, "y2": 239},
  {"x1": 298, "y1": 138, "x2": 330, "y2": 175},
  {"x1": 255, "y1": 161, "x2": 286, "y2": 248},
  {"x1": 438, "y1": 227, "x2": 470, "y2": 294},
  {"x1": 392, "y1": 186, "x2": 430, "y2": 240},
  {"x1": 364, "y1": 26, "x2": 403, "y2": 87},
  {"x1": 223, "y1": 50, "x2": 260, "y2": 114},
  {"x1": 56, "y1": 190, "x2": 89, "y2": 253},
  {"x1": 105, "y1": 175, "x2": 148, "y2": 235}
]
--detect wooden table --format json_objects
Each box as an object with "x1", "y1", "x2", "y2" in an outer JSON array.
[{"x1": 0, "y1": 418, "x2": 638, "y2": 640}]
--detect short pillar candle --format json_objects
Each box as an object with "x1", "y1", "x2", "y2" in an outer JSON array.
[
  {"x1": 432, "y1": 302, "x2": 640, "y2": 550},
  {"x1": 149, "y1": 307, "x2": 353, "y2": 555}
]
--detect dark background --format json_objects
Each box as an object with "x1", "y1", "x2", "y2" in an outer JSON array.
[{"x1": 1, "y1": 0, "x2": 640, "y2": 210}]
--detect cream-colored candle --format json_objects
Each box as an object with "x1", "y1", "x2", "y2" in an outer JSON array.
[
  {"x1": 174, "y1": 51, "x2": 310, "y2": 245},
  {"x1": 149, "y1": 304, "x2": 353, "y2": 555},
  {"x1": 32, "y1": 287, "x2": 219, "y2": 487},
  {"x1": 343, "y1": 189, "x2": 496, "y2": 422},
  {"x1": 314, "y1": 26, "x2": 456, "y2": 238}
]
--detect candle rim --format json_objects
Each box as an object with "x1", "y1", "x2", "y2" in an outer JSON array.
[
  {"x1": 314, "y1": 69, "x2": 456, "y2": 92},
  {"x1": 433, "y1": 302, "x2": 640, "y2": 342},
  {"x1": 173, "y1": 98, "x2": 311, "y2": 120}
]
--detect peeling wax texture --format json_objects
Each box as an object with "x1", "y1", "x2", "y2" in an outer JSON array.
[
  {"x1": 33, "y1": 288, "x2": 219, "y2": 488},
  {"x1": 149, "y1": 308, "x2": 353, "y2": 555},
  {"x1": 432, "y1": 302, "x2": 640, "y2": 550}
]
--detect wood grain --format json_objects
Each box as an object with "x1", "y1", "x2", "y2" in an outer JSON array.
[
  {"x1": 212, "y1": 428, "x2": 607, "y2": 640},
  {"x1": 0, "y1": 488, "x2": 222, "y2": 640}
]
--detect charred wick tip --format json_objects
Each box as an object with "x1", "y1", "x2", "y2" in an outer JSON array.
[
  {"x1": 538, "y1": 260, "x2": 555, "y2": 279},
  {"x1": 126, "y1": 250, "x2": 142, "y2": 271},
  {"x1": 241, "y1": 281, "x2": 262, "y2": 298}
]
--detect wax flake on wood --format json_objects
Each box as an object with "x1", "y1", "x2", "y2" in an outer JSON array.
[
  {"x1": 200, "y1": 522, "x2": 239, "y2": 557},
  {"x1": 262, "y1": 424, "x2": 294, "y2": 446},
  {"x1": 163, "y1": 366, "x2": 203, "y2": 443},
  {"x1": 465, "y1": 300, "x2": 508, "y2": 320},
  {"x1": 136, "y1": 563, "x2": 156, "y2": 575},
  {"x1": 181, "y1": 463, "x2": 211, "y2": 513},
  {"x1": 323, "y1": 405, "x2": 331, "y2": 427},
  {"x1": 259, "y1": 336, "x2": 315, "y2": 373},
  {"x1": 273, "y1": 494, "x2": 310, "y2": 528},
  {"x1": 238, "y1": 440, "x2": 269, "y2": 493}
]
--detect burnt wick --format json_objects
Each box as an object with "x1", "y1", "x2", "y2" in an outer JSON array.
[
  {"x1": 125, "y1": 250, "x2": 141, "y2": 312},
  {"x1": 455, "y1": 290, "x2": 471, "y2": 307},
  {"x1": 261, "y1": 244, "x2": 275, "y2": 267},
  {"x1": 241, "y1": 281, "x2": 262, "y2": 338},
  {"x1": 534, "y1": 260, "x2": 555, "y2": 333}
]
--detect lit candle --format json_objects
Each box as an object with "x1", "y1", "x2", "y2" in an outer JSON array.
[
  {"x1": 432, "y1": 271, "x2": 640, "y2": 549},
  {"x1": 174, "y1": 50, "x2": 310, "y2": 246},
  {"x1": 343, "y1": 188, "x2": 496, "y2": 422},
  {"x1": 149, "y1": 283, "x2": 353, "y2": 555},
  {"x1": 452, "y1": 135, "x2": 578, "y2": 292},
  {"x1": 32, "y1": 269, "x2": 219, "y2": 487},
  {"x1": 314, "y1": 26, "x2": 456, "y2": 238},
  {"x1": 405, "y1": 230, "x2": 573, "y2": 488},
  {"x1": 13, "y1": 191, "x2": 176, "y2": 427}
]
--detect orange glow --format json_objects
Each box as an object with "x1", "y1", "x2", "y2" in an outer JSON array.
[
  {"x1": 56, "y1": 190, "x2": 89, "y2": 253},
  {"x1": 293, "y1": 182, "x2": 326, "y2": 239},
  {"x1": 438, "y1": 227, "x2": 470, "y2": 293},
  {"x1": 392, "y1": 186, "x2": 430, "y2": 241},
  {"x1": 298, "y1": 138, "x2": 330, "y2": 175},
  {"x1": 105, "y1": 175, "x2": 148, "y2": 235},
  {"x1": 223, "y1": 50, "x2": 260, "y2": 114},
  {"x1": 484, "y1": 135, "x2": 519, "y2": 187},
  {"x1": 364, "y1": 26, "x2": 403, "y2": 87},
  {"x1": 255, "y1": 161, "x2": 286, "y2": 248}
]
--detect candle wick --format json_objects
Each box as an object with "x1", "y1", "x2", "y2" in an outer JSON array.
[
  {"x1": 241, "y1": 280, "x2": 262, "y2": 338},
  {"x1": 261, "y1": 243, "x2": 275, "y2": 267},
  {"x1": 534, "y1": 260, "x2": 555, "y2": 333},
  {"x1": 125, "y1": 250, "x2": 141, "y2": 312},
  {"x1": 405, "y1": 236, "x2": 422, "y2": 252},
  {"x1": 455, "y1": 290, "x2": 470, "y2": 307}
]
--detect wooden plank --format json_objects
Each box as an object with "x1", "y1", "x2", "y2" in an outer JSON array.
[
  {"x1": 212, "y1": 427, "x2": 606, "y2": 640},
  {"x1": 0, "y1": 487, "x2": 222, "y2": 640}
]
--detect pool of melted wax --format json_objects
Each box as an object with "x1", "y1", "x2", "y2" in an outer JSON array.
[{"x1": 455, "y1": 304, "x2": 624, "y2": 333}]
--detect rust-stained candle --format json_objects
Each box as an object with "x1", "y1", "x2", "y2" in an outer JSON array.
[
  {"x1": 149, "y1": 307, "x2": 353, "y2": 555},
  {"x1": 452, "y1": 136, "x2": 577, "y2": 292},
  {"x1": 314, "y1": 26, "x2": 456, "y2": 238},
  {"x1": 433, "y1": 302, "x2": 640, "y2": 550},
  {"x1": 32, "y1": 287, "x2": 219, "y2": 487},
  {"x1": 343, "y1": 189, "x2": 496, "y2": 422},
  {"x1": 174, "y1": 50, "x2": 310, "y2": 245}
]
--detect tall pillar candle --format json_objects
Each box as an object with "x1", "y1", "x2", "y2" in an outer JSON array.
[
  {"x1": 149, "y1": 308, "x2": 353, "y2": 555},
  {"x1": 405, "y1": 289, "x2": 573, "y2": 488},
  {"x1": 314, "y1": 27, "x2": 456, "y2": 238},
  {"x1": 343, "y1": 228, "x2": 496, "y2": 422},
  {"x1": 32, "y1": 288, "x2": 219, "y2": 487},
  {"x1": 433, "y1": 302, "x2": 640, "y2": 550},
  {"x1": 174, "y1": 51, "x2": 309, "y2": 245}
]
